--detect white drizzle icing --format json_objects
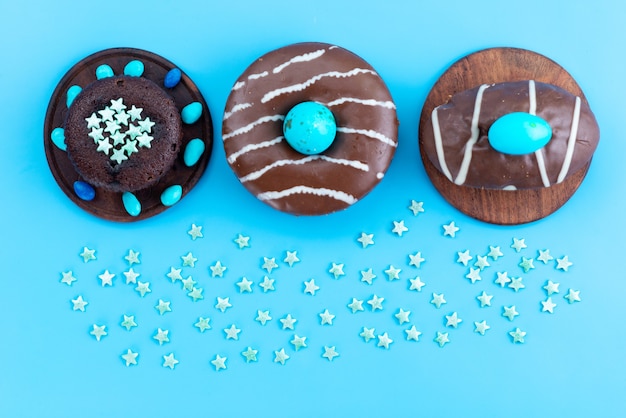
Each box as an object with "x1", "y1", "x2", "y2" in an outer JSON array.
[
  {"x1": 240, "y1": 155, "x2": 369, "y2": 183},
  {"x1": 503, "y1": 185, "x2": 517, "y2": 191},
  {"x1": 261, "y1": 68, "x2": 377, "y2": 103},
  {"x1": 233, "y1": 81, "x2": 245, "y2": 90},
  {"x1": 336, "y1": 127, "x2": 397, "y2": 147},
  {"x1": 376, "y1": 172, "x2": 384, "y2": 179},
  {"x1": 257, "y1": 185, "x2": 357, "y2": 204},
  {"x1": 431, "y1": 106, "x2": 453, "y2": 182},
  {"x1": 557, "y1": 96, "x2": 581, "y2": 183},
  {"x1": 248, "y1": 71, "x2": 268, "y2": 80},
  {"x1": 273, "y1": 49, "x2": 326, "y2": 74},
  {"x1": 454, "y1": 84, "x2": 490, "y2": 185},
  {"x1": 529, "y1": 80, "x2": 551, "y2": 188},
  {"x1": 223, "y1": 115, "x2": 285, "y2": 141},
  {"x1": 326, "y1": 97, "x2": 396, "y2": 109},
  {"x1": 223, "y1": 103, "x2": 252, "y2": 120},
  {"x1": 227, "y1": 136, "x2": 284, "y2": 164}
]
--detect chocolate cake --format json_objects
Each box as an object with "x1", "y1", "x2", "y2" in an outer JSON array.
[{"x1": 222, "y1": 42, "x2": 399, "y2": 216}]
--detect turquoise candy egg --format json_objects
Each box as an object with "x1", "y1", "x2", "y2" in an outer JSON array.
[
  {"x1": 96, "y1": 64, "x2": 114, "y2": 80},
  {"x1": 488, "y1": 112, "x2": 552, "y2": 155},
  {"x1": 161, "y1": 185, "x2": 183, "y2": 206},
  {"x1": 164, "y1": 68, "x2": 182, "y2": 88},
  {"x1": 124, "y1": 60, "x2": 144, "y2": 77},
  {"x1": 181, "y1": 102, "x2": 202, "y2": 124},
  {"x1": 283, "y1": 101, "x2": 336, "y2": 155},
  {"x1": 122, "y1": 192, "x2": 141, "y2": 216},
  {"x1": 66, "y1": 85, "x2": 82, "y2": 108},
  {"x1": 73, "y1": 181, "x2": 95, "y2": 201},
  {"x1": 51, "y1": 127, "x2": 66, "y2": 151},
  {"x1": 183, "y1": 138, "x2": 205, "y2": 167}
]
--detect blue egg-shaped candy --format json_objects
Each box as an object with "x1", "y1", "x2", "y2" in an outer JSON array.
[
  {"x1": 124, "y1": 60, "x2": 144, "y2": 77},
  {"x1": 122, "y1": 192, "x2": 141, "y2": 216},
  {"x1": 96, "y1": 64, "x2": 114, "y2": 80},
  {"x1": 181, "y1": 102, "x2": 203, "y2": 124},
  {"x1": 161, "y1": 185, "x2": 183, "y2": 206},
  {"x1": 283, "y1": 101, "x2": 337, "y2": 155},
  {"x1": 66, "y1": 85, "x2": 82, "y2": 108},
  {"x1": 488, "y1": 112, "x2": 552, "y2": 155},
  {"x1": 73, "y1": 181, "x2": 95, "y2": 201},
  {"x1": 184, "y1": 138, "x2": 205, "y2": 167},
  {"x1": 51, "y1": 127, "x2": 66, "y2": 151},
  {"x1": 164, "y1": 68, "x2": 182, "y2": 88}
]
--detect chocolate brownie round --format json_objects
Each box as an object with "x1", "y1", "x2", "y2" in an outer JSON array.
[
  {"x1": 65, "y1": 76, "x2": 182, "y2": 192},
  {"x1": 222, "y1": 42, "x2": 398, "y2": 216}
]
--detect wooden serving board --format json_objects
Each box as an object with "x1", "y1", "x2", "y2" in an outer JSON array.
[{"x1": 418, "y1": 47, "x2": 590, "y2": 225}]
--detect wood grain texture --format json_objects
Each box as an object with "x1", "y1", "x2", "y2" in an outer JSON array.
[{"x1": 418, "y1": 47, "x2": 591, "y2": 225}]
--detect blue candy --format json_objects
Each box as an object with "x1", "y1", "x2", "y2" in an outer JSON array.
[
  {"x1": 164, "y1": 68, "x2": 182, "y2": 88},
  {"x1": 123, "y1": 60, "x2": 144, "y2": 77},
  {"x1": 283, "y1": 101, "x2": 336, "y2": 155},
  {"x1": 183, "y1": 138, "x2": 205, "y2": 167},
  {"x1": 122, "y1": 192, "x2": 141, "y2": 216},
  {"x1": 50, "y1": 127, "x2": 66, "y2": 151},
  {"x1": 181, "y1": 102, "x2": 202, "y2": 124},
  {"x1": 95, "y1": 64, "x2": 114, "y2": 80},
  {"x1": 73, "y1": 181, "x2": 95, "y2": 201},
  {"x1": 66, "y1": 85, "x2": 82, "y2": 108},
  {"x1": 488, "y1": 112, "x2": 552, "y2": 155},
  {"x1": 161, "y1": 185, "x2": 182, "y2": 206}
]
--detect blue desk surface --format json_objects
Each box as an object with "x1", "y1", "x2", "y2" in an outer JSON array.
[{"x1": 1, "y1": 1, "x2": 624, "y2": 417}]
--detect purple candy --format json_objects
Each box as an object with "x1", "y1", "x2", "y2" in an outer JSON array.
[
  {"x1": 164, "y1": 68, "x2": 182, "y2": 88},
  {"x1": 73, "y1": 181, "x2": 95, "y2": 201}
]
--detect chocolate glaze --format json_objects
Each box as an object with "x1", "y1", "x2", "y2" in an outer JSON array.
[
  {"x1": 222, "y1": 42, "x2": 398, "y2": 215},
  {"x1": 421, "y1": 80, "x2": 599, "y2": 189}
]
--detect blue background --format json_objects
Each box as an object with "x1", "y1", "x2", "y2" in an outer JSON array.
[{"x1": 1, "y1": 0, "x2": 624, "y2": 417}]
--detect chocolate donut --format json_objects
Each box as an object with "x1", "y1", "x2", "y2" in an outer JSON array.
[{"x1": 222, "y1": 42, "x2": 399, "y2": 216}]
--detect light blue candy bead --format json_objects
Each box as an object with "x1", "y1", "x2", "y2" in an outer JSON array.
[
  {"x1": 181, "y1": 102, "x2": 202, "y2": 124},
  {"x1": 124, "y1": 60, "x2": 144, "y2": 77},
  {"x1": 96, "y1": 64, "x2": 114, "y2": 80},
  {"x1": 488, "y1": 112, "x2": 552, "y2": 155},
  {"x1": 51, "y1": 127, "x2": 66, "y2": 151},
  {"x1": 164, "y1": 68, "x2": 182, "y2": 88},
  {"x1": 122, "y1": 192, "x2": 141, "y2": 216},
  {"x1": 73, "y1": 181, "x2": 95, "y2": 201},
  {"x1": 161, "y1": 185, "x2": 183, "y2": 206},
  {"x1": 66, "y1": 85, "x2": 82, "y2": 108},
  {"x1": 183, "y1": 138, "x2": 205, "y2": 167},
  {"x1": 283, "y1": 101, "x2": 337, "y2": 155}
]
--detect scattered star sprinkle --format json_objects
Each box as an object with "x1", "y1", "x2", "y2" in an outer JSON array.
[
  {"x1": 319, "y1": 309, "x2": 336, "y2": 325},
  {"x1": 166, "y1": 267, "x2": 182, "y2": 283},
  {"x1": 71, "y1": 295, "x2": 88, "y2": 312},
  {"x1": 442, "y1": 221, "x2": 459, "y2": 238},
  {"x1": 509, "y1": 328, "x2": 527, "y2": 344},
  {"x1": 508, "y1": 276, "x2": 525, "y2": 292},
  {"x1": 543, "y1": 280, "x2": 560, "y2": 295},
  {"x1": 487, "y1": 246, "x2": 504, "y2": 260},
  {"x1": 155, "y1": 299, "x2": 172, "y2": 315},
  {"x1": 162, "y1": 353, "x2": 179, "y2": 369},
  {"x1": 283, "y1": 251, "x2": 300, "y2": 266},
  {"x1": 181, "y1": 276, "x2": 196, "y2": 291},
  {"x1": 395, "y1": 308, "x2": 411, "y2": 325},
  {"x1": 211, "y1": 354, "x2": 227, "y2": 371},
  {"x1": 367, "y1": 294, "x2": 385, "y2": 311},
  {"x1": 280, "y1": 314, "x2": 297, "y2": 330},
  {"x1": 494, "y1": 271, "x2": 511, "y2": 287},
  {"x1": 60, "y1": 271, "x2": 77, "y2": 286},
  {"x1": 153, "y1": 328, "x2": 170, "y2": 345},
  {"x1": 98, "y1": 270, "x2": 115, "y2": 287},
  {"x1": 474, "y1": 320, "x2": 491, "y2": 336},
  {"x1": 234, "y1": 234, "x2": 250, "y2": 249},
  {"x1": 405, "y1": 326, "x2": 422, "y2": 341},
  {"x1": 430, "y1": 293, "x2": 447, "y2": 309},
  {"x1": 445, "y1": 312, "x2": 463, "y2": 328},
  {"x1": 408, "y1": 200, "x2": 425, "y2": 215},
  {"x1": 556, "y1": 256, "x2": 573, "y2": 272},
  {"x1": 519, "y1": 257, "x2": 535, "y2": 273},
  {"x1": 80, "y1": 247, "x2": 96, "y2": 263},
  {"x1": 123, "y1": 268, "x2": 140, "y2": 284},
  {"x1": 377, "y1": 332, "x2": 394, "y2": 349},
  {"x1": 121, "y1": 315, "x2": 137, "y2": 331},
  {"x1": 357, "y1": 232, "x2": 375, "y2": 248},
  {"x1": 476, "y1": 291, "x2": 493, "y2": 307},
  {"x1": 360, "y1": 268, "x2": 377, "y2": 285},
  {"x1": 188, "y1": 287, "x2": 204, "y2": 301},
  {"x1": 392, "y1": 220, "x2": 409, "y2": 237},
  {"x1": 322, "y1": 346, "x2": 340, "y2": 361},
  {"x1": 134, "y1": 281, "x2": 151, "y2": 297},
  {"x1": 124, "y1": 249, "x2": 140, "y2": 266},
  {"x1": 259, "y1": 276, "x2": 275, "y2": 292},
  {"x1": 303, "y1": 279, "x2": 320, "y2": 295},
  {"x1": 511, "y1": 238, "x2": 527, "y2": 252},
  {"x1": 537, "y1": 249, "x2": 555, "y2": 264},
  {"x1": 502, "y1": 305, "x2": 520, "y2": 321},
  {"x1": 474, "y1": 256, "x2": 490, "y2": 270},
  {"x1": 90, "y1": 324, "x2": 107, "y2": 341},
  {"x1": 187, "y1": 224, "x2": 203, "y2": 240},
  {"x1": 456, "y1": 250, "x2": 473, "y2": 266},
  {"x1": 215, "y1": 297, "x2": 232, "y2": 312},
  {"x1": 347, "y1": 298, "x2": 364, "y2": 313},
  {"x1": 236, "y1": 277, "x2": 254, "y2": 293},
  {"x1": 564, "y1": 289, "x2": 581, "y2": 304},
  {"x1": 291, "y1": 335, "x2": 308, "y2": 351},
  {"x1": 194, "y1": 317, "x2": 211, "y2": 332},
  {"x1": 408, "y1": 276, "x2": 426, "y2": 291},
  {"x1": 408, "y1": 252, "x2": 425, "y2": 268},
  {"x1": 465, "y1": 268, "x2": 482, "y2": 284},
  {"x1": 181, "y1": 252, "x2": 197, "y2": 267},
  {"x1": 274, "y1": 348, "x2": 290, "y2": 365},
  {"x1": 434, "y1": 331, "x2": 450, "y2": 347},
  {"x1": 360, "y1": 327, "x2": 376, "y2": 342},
  {"x1": 255, "y1": 310, "x2": 272, "y2": 326},
  {"x1": 541, "y1": 297, "x2": 557, "y2": 313},
  {"x1": 241, "y1": 347, "x2": 258, "y2": 363},
  {"x1": 261, "y1": 257, "x2": 278, "y2": 273},
  {"x1": 209, "y1": 261, "x2": 227, "y2": 278},
  {"x1": 121, "y1": 349, "x2": 138, "y2": 366},
  {"x1": 224, "y1": 324, "x2": 241, "y2": 340},
  {"x1": 384, "y1": 265, "x2": 401, "y2": 281},
  {"x1": 328, "y1": 263, "x2": 345, "y2": 279}
]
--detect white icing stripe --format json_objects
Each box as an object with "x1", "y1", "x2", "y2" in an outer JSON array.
[
  {"x1": 431, "y1": 107, "x2": 453, "y2": 182},
  {"x1": 261, "y1": 68, "x2": 377, "y2": 103},
  {"x1": 535, "y1": 150, "x2": 550, "y2": 187},
  {"x1": 336, "y1": 127, "x2": 397, "y2": 147},
  {"x1": 503, "y1": 185, "x2": 517, "y2": 191},
  {"x1": 273, "y1": 49, "x2": 326, "y2": 74},
  {"x1": 528, "y1": 80, "x2": 537, "y2": 115},
  {"x1": 227, "y1": 136, "x2": 284, "y2": 164},
  {"x1": 257, "y1": 186, "x2": 357, "y2": 204},
  {"x1": 248, "y1": 71, "x2": 268, "y2": 80},
  {"x1": 529, "y1": 80, "x2": 551, "y2": 188},
  {"x1": 557, "y1": 96, "x2": 581, "y2": 183},
  {"x1": 326, "y1": 97, "x2": 396, "y2": 109},
  {"x1": 240, "y1": 155, "x2": 369, "y2": 183},
  {"x1": 233, "y1": 81, "x2": 245, "y2": 90},
  {"x1": 223, "y1": 103, "x2": 252, "y2": 120},
  {"x1": 454, "y1": 84, "x2": 490, "y2": 185},
  {"x1": 223, "y1": 115, "x2": 285, "y2": 140}
]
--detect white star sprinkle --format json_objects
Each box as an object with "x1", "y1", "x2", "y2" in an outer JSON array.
[
  {"x1": 215, "y1": 297, "x2": 232, "y2": 312},
  {"x1": 487, "y1": 246, "x2": 504, "y2": 260},
  {"x1": 261, "y1": 257, "x2": 278, "y2": 273},
  {"x1": 367, "y1": 294, "x2": 385, "y2": 311},
  {"x1": 494, "y1": 271, "x2": 511, "y2": 287},
  {"x1": 456, "y1": 250, "x2": 473, "y2": 266},
  {"x1": 162, "y1": 353, "x2": 179, "y2": 369},
  {"x1": 508, "y1": 276, "x2": 525, "y2": 292},
  {"x1": 405, "y1": 326, "x2": 422, "y2": 341},
  {"x1": 434, "y1": 332, "x2": 450, "y2": 347},
  {"x1": 445, "y1": 312, "x2": 463, "y2": 328},
  {"x1": 347, "y1": 298, "x2": 364, "y2": 313},
  {"x1": 124, "y1": 249, "x2": 140, "y2": 265},
  {"x1": 473, "y1": 256, "x2": 490, "y2": 271},
  {"x1": 564, "y1": 289, "x2": 581, "y2": 304},
  {"x1": 127, "y1": 105, "x2": 143, "y2": 121},
  {"x1": 181, "y1": 252, "x2": 197, "y2": 267},
  {"x1": 442, "y1": 221, "x2": 459, "y2": 238},
  {"x1": 98, "y1": 270, "x2": 115, "y2": 287},
  {"x1": 474, "y1": 320, "x2": 491, "y2": 336},
  {"x1": 360, "y1": 327, "x2": 376, "y2": 342},
  {"x1": 408, "y1": 252, "x2": 425, "y2": 268},
  {"x1": 223, "y1": 324, "x2": 241, "y2": 340},
  {"x1": 234, "y1": 234, "x2": 250, "y2": 249},
  {"x1": 155, "y1": 299, "x2": 172, "y2": 315},
  {"x1": 303, "y1": 279, "x2": 320, "y2": 295},
  {"x1": 357, "y1": 232, "x2": 375, "y2": 248},
  {"x1": 90, "y1": 324, "x2": 107, "y2": 341},
  {"x1": 259, "y1": 276, "x2": 275, "y2": 292},
  {"x1": 430, "y1": 293, "x2": 447, "y2": 309},
  {"x1": 85, "y1": 113, "x2": 101, "y2": 129},
  {"x1": 511, "y1": 238, "x2": 527, "y2": 252},
  {"x1": 255, "y1": 310, "x2": 272, "y2": 326},
  {"x1": 236, "y1": 277, "x2": 253, "y2": 293},
  {"x1": 476, "y1": 291, "x2": 493, "y2": 307},
  {"x1": 392, "y1": 220, "x2": 409, "y2": 237},
  {"x1": 280, "y1": 314, "x2": 297, "y2": 330},
  {"x1": 121, "y1": 349, "x2": 138, "y2": 366},
  {"x1": 408, "y1": 200, "x2": 425, "y2": 215},
  {"x1": 60, "y1": 271, "x2": 77, "y2": 286},
  {"x1": 556, "y1": 256, "x2": 573, "y2": 272},
  {"x1": 465, "y1": 268, "x2": 482, "y2": 284},
  {"x1": 328, "y1": 262, "x2": 345, "y2": 279},
  {"x1": 209, "y1": 261, "x2": 227, "y2": 278},
  {"x1": 384, "y1": 265, "x2": 401, "y2": 281},
  {"x1": 283, "y1": 250, "x2": 300, "y2": 266},
  {"x1": 153, "y1": 328, "x2": 170, "y2": 345},
  {"x1": 509, "y1": 328, "x2": 526, "y2": 344},
  {"x1": 394, "y1": 308, "x2": 411, "y2": 325},
  {"x1": 543, "y1": 280, "x2": 560, "y2": 295},
  {"x1": 134, "y1": 281, "x2": 151, "y2": 297},
  {"x1": 537, "y1": 249, "x2": 555, "y2": 264},
  {"x1": 194, "y1": 317, "x2": 211, "y2": 332},
  {"x1": 541, "y1": 297, "x2": 557, "y2": 313},
  {"x1": 188, "y1": 224, "x2": 203, "y2": 240},
  {"x1": 360, "y1": 268, "x2": 377, "y2": 285},
  {"x1": 211, "y1": 354, "x2": 227, "y2": 371},
  {"x1": 502, "y1": 305, "x2": 519, "y2": 321},
  {"x1": 291, "y1": 335, "x2": 307, "y2": 351},
  {"x1": 79, "y1": 247, "x2": 96, "y2": 263},
  {"x1": 377, "y1": 332, "x2": 394, "y2": 349},
  {"x1": 319, "y1": 309, "x2": 335, "y2": 325},
  {"x1": 274, "y1": 348, "x2": 290, "y2": 365},
  {"x1": 408, "y1": 276, "x2": 426, "y2": 292},
  {"x1": 322, "y1": 346, "x2": 340, "y2": 361}
]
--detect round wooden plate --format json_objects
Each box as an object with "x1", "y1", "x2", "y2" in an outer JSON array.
[
  {"x1": 44, "y1": 48, "x2": 213, "y2": 222},
  {"x1": 418, "y1": 47, "x2": 591, "y2": 225}
]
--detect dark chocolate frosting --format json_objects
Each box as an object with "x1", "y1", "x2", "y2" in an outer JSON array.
[{"x1": 222, "y1": 42, "x2": 399, "y2": 215}]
